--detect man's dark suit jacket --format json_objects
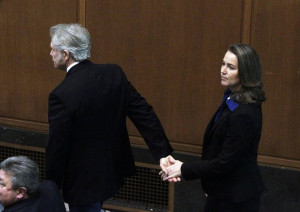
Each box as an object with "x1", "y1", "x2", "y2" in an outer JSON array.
[
  {"x1": 181, "y1": 101, "x2": 264, "y2": 203},
  {"x1": 3, "y1": 181, "x2": 66, "y2": 212},
  {"x1": 46, "y1": 60, "x2": 173, "y2": 205}
]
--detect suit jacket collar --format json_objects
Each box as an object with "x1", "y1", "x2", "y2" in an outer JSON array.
[
  {"x1": 226, "y1": 98, "x2": 239, "y2": 112},
  {"x1": 3, "y1": 192, "x2": 40, "y2": 212},
  {"x1": 66, "y1": 60, "x2": 93, "y2": 77}
]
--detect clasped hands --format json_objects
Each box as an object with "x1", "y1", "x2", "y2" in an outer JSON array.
[{"x1": 159, "y1": 155, "x2": 183, "y2": 182}]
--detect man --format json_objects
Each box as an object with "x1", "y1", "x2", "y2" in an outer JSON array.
[
  {"x1": 47, "y1": 23, "x2": 173, "y2": 211},
  {"x1": 0, "y1": 156, "x2": 66, "y2": 212}
]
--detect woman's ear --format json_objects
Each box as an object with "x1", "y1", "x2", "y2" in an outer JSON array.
[{"x1": 16, "y1": 187, "x2": 28, "y2": 200}]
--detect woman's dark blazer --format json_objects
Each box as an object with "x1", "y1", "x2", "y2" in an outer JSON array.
[
  {"x1": 46, "y1": 60, "x2": 173, "y2": 205},
  {"x1": 181, "y1": 100, "x2": 264, "y2": 203}
]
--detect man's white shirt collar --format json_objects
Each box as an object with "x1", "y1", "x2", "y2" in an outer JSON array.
[{"x1": 66, "y1": 62, "x2": 79, "y2": 72}]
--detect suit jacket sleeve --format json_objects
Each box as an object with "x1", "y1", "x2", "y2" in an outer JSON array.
[
  {"x1": 46, "y1": 92, "x2": 72, "y2": 189},
  {"x1": 39, "y1": 181, "x2": 67, "y2": 212},
  {"x1": 181, "y1": 111, "x2": 256, "y2": 180},
  {"x1": 126, "y1": 80, "x2": 173, "y2": 161}
]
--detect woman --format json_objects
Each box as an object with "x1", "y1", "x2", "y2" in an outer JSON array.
[{"x1": 161, "y1": 44, "x2": 266, "y2": 211}]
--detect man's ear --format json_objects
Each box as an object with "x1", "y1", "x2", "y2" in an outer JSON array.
[
  {"x1": 63, "y1": 50, "x2": 70, "y2": 61},
  {"x1": 16, "y1": 187, "x2": 28, "y2": 199}
]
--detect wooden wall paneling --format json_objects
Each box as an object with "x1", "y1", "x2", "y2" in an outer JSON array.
[
  {"x1": 241, "y1": 0, "x2": 253, "y2": 43},
  {"x1": 78, "y1": 0, "x2": 86, "y2": 26},
  {"x1": 0, "y1": 0, "x2": 79, "y2": 131},
  {"x1": 251, "y1": 0, "x2": 300, "y2": 161},
  {"x1": 85, "y1": 0, "x2": 243, "y2": 154}
]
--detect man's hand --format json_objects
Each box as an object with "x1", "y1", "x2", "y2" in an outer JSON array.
[
  {"x1": 159, "y1": 156, "x2": 182, "y2": 182},
  {"x1": 160, "y1": 155, "x2": 171, "y2": 174},
  {"x1": 165, "y1": 159, "x2": 183, "y2": 182}
]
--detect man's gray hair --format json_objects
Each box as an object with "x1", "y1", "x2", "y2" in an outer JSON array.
[
  {"x1": 50, "y1": 23, "x2": 91, "y2": 62},
  {"x1": 0, "y1": 156, "x2": 40, "y2": 195}
]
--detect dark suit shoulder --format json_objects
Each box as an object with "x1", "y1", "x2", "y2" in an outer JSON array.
[
  {"x1": 228, "y1": 103, "x2": 262, "y2": 133},
  {"x1": 3, "y1": 181, "x2": 66, "y2": 212},
  {"x1": 71, "y1": 63, "x2": 126, "y2": 82},
  {"x1": 92, "y1": 63, "x2": 127, "y2": 79},
  {"x1": 232, "y1": 103, "x2": 262, "y2": 117},
  {"x1": 39, "y1": 180, "x2": 61, "y2": 193},
  {"x1": 38, "y1": 181, "x2": 66, "y2": 211},
  {"x1": 51, "y1": 63, "x2": 125, "y2": 93},
  {"x1": 93, "y1": 63, "x2": 122, "y2": 70}
]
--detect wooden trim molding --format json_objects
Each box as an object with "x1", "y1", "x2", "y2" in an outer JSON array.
[
  {"x1": 135, "y1": 161, "x2": 159, "y2": 169},
  {"x1": 101, "y1": 205, "x2": 151, "y2": 212},
  {"x1": 130, "y1": 136, "x2": 300, "y2": 170},
  {"x1": 0, "y1": 117, "x2": 48, "y2": 132},
  {"x1": 168, "y1": 180, "x2": 175, "y2": 212},
  {"x1": 258, "y1": 155, "x2": 300, "y2": 170},
  {"x1": 129, "y1": 136, "x2": 203, "y2": 154},
  {"x1": 0, "y1": 141, "x2": 45, "y2": 153}
]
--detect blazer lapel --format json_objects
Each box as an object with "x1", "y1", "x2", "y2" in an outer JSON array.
[
  {"x1": 204, "y1": 110, "x2": 218, "y2": 141},
  {"x1": 210, "y1": 109, "x2": 231, "y2": 134},
  {"x1": 204, "y1": 109, "x2": 232, "y2": 146}
]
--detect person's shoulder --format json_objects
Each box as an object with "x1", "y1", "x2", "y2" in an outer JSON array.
[
  {"x1": 236, "y1": 102, "x2": 261, "y2": 112},
  {"x1": 38, "y1": 181, "x2": 66, "y2": 212},
  {"x1": 40, "y1": 180, "x2": 57, "y2": 187},
  {"x1": 94, "y1": 63, "x2": 123, "y2": 72},
  {"x1": 231, "y1": 103, "x2": 262, "y2": 121},
  {"x1": 2, "y1": 193, "x2": 40, "y2": 212},
  {"x1": 39, "y1": 180, "x2": 60, "y2": 193},
  {"x1": 93, "y1": 63, "x2": 127, "y2": 79}
]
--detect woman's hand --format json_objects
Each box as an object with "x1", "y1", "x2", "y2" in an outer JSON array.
[
  {"x1": 159, "y1": 156, "x2": 182, "y2": 182},
  {"x1": 165, "y1": 158, "x2": 183, "y2": 182}
]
